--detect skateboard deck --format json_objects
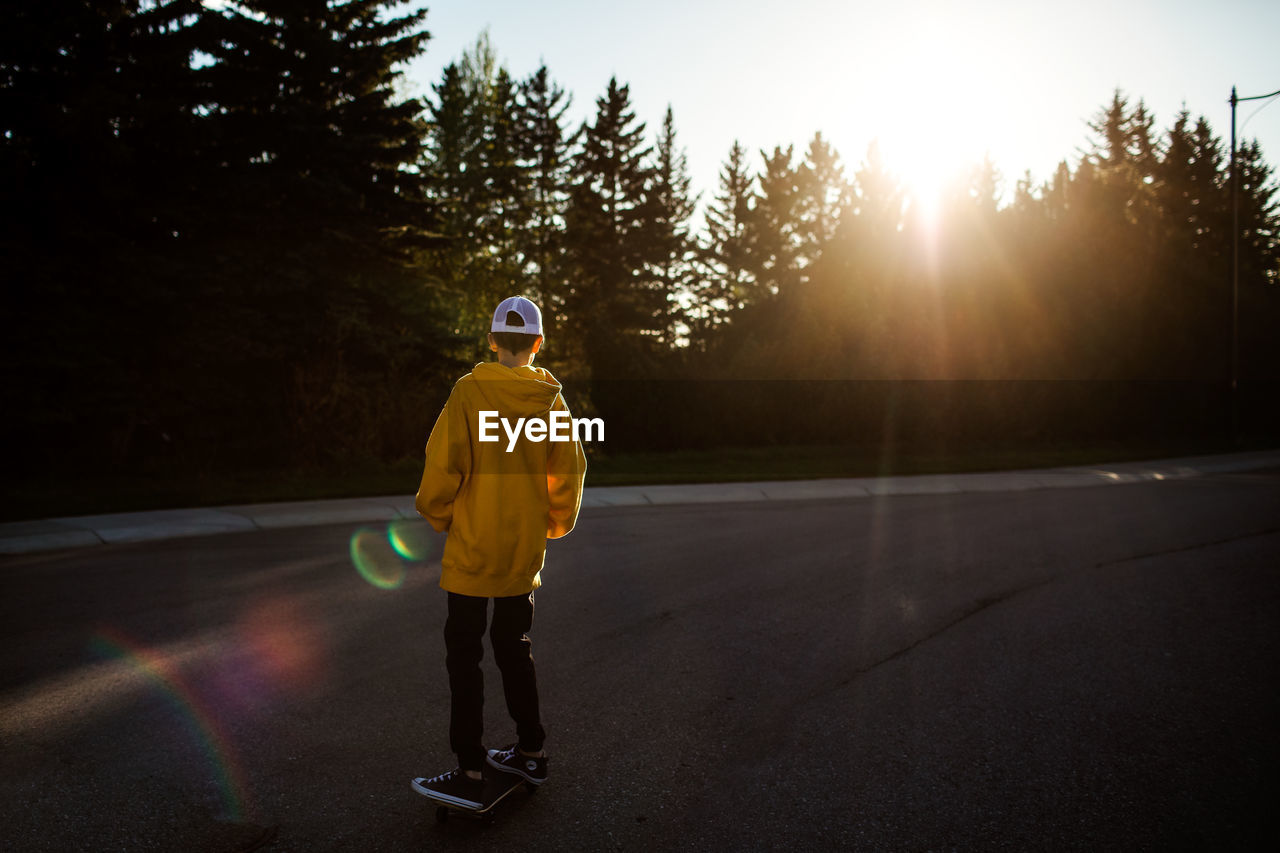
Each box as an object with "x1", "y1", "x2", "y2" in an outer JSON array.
[{"x1": 414, "y1": 769, "x2": 536, "y2": 823}]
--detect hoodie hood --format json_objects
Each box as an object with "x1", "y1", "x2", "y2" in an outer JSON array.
[{"x1": 469, "y1": 361, "x2": 562, "y2": 418}]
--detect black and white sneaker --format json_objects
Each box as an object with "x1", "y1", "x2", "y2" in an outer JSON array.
[
  {"x1": 486, "y1": 744, "x2": 548, "y2": 785},
  {"x1": 411, "y1": 769, "x2": 485, "y2": 809}
]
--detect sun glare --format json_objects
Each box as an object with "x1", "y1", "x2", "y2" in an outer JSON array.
[
  {"x1": 839, "y1": 19, "x2": 1002, "y2": 229},
  {"x1": 891, "y1": 146, "x2": 958, "y2": 227}
]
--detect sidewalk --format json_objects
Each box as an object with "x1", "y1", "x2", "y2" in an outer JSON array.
[{"x1": 3, "y1": 449, "x2": 1277, "y2": 555}]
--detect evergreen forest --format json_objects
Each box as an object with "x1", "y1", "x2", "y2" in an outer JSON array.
[{"x1": 4, "y1": 1, "x2": 1278, "y2": 499}]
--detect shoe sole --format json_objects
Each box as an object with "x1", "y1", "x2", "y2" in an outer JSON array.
[
  {"x1": 484, "y1": 752, "x2": 546, "y2": 786},
  {"x1": 411, "y1": 778, "x2": 483, "y2": 810}
]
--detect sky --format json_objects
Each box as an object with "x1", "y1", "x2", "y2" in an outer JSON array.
[{"x1": 400, "y1": 0, "x2": 1280, "y2": 210}]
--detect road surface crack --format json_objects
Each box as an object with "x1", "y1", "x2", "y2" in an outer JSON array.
[
  {"x1": 1091, "y1": 526, "x2": 1280, "y2": 570},
  {"x1": 830, "y1": 525, "x2": 1280, "y2": 695}
]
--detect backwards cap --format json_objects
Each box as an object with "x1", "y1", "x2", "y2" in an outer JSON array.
[{"x1": 491, "y1": 296, "x2": 544, "y2": 336}]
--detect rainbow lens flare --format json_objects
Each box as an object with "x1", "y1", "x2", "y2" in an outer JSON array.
[
  {"x1": 88, "y1": 628, "x2": 251, "y2": 822},
  {"x1": 387, "y1": 519, "x2": 433, "y2": 562},
  {"x1": 349, "y1": 527, "x2": 406, "y2": 590}
]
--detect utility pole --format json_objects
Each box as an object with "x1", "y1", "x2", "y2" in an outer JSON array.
[{"x1": 1228, "y1": 85, "x2": 1280, "y2": 446}]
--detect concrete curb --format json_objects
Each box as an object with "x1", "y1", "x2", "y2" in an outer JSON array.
[{"x1": 3, "y1": 450, "x2": 1277, "y2": 556}]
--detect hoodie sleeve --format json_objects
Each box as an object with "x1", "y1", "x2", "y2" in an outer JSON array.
[
  {"x1": 546, "y1": 393, "x2": 587, "y2": 539},
  {"x1": 415, "y1": 384, "x2": 472, "y2": 533}
]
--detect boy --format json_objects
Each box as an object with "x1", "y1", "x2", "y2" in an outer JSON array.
[{"x1": 411, "y1": 296, "x2": 587, "y2": 810}]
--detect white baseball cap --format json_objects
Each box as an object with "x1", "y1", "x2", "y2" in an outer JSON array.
[{"x1": 491, "y1": 296, "x2": 544, "y2": 336}]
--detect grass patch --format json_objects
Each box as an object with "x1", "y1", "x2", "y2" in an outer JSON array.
[
  {"x1": 1, "y1": 461, "x2": 423, "y2": 523},
  {"x1": 1, "y1": 436, "x2": 1268, "y2": 523},
  {"x1": 582, "y1": 438, "x2": 1250, "y2": 485}
]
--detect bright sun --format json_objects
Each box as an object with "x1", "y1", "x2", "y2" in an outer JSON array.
[{"x1": 840, "y1": 21, "x2": 1003, "y2": 226}]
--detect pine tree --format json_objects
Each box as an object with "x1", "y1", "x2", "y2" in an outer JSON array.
[
  {"x1": 794, "y1": 131, "x2": 849, "y2": 272},
  {"x1": 2, "y1": 0, "x2": 210, "y2": 469},
  {"x1": 1083, "y1": 90, "x2": 1159, "y2": 229},
  {"x1": 1234, "y1": 139, "x2": 1280, "y2": 290},
  {"x1": 422, "y1": 61, "x2": 478, "y2": 273},
  {"x1": 699, "y1": 139, "x2": 759, "y2": 332},
  {"x1": 967, "y1": 155, "x2": 1001, "y2": 216},
  {"x1": 648, "y1": 104, "x2": 699, "y2": 345},
  {"x1": 422, "y1": 34, "x2": 530, "y2": 362},
  {"x1": 194, "y1": 0, "x2": 438, "y2": 462},
  {"x1": 1155, "y1": 109, "x2": 1227, "y2": 267},
  {"x1": 1232, "y1": 139, "x2": 1280, "y2": 385},
  {"x1": 1189, "y1": 116, "x2": 1230, "y2": 260},
  {"x1": 483, "y1": 66, "x2": 528, "y2": 287},
  {"x1": 423, "y1": 61, "x2": 472, "y2": 244},
  {"x1": 516, "y1": 64, "x2": 575, "y2": 341},
  {"x1": 1157, "y1": 109, "x2": 1200, "y2": 250},
  {"x1": 563, "y1": 76, "x2": 664, "y2": 375},
  {"x1": 848, "y1": 140, "x2": 906, "y2": 242},
  {"x1": 1041, "y1": 160, "x2": 1072, "y2": 222},
  {"x1": 749, "y1": 144, "x2": 803, "y2": 296}
]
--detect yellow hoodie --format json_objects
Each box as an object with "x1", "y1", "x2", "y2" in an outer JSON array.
[{"x1": 415, "y1": 362, "x2": 587, "y2": 597}]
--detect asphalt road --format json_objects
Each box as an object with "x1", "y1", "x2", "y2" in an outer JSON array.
[{"x1": 3, "y1": 470, "x2": 1279, "y2": 851}]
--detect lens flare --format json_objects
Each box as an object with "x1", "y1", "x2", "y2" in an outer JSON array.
[
  {"x1": 387, "y1": 519, "x2": 433, "y2": 562},
  {"x1": 350, "y1": 527, "x2": 405, "y2": 590},
  {"x1": 89, "y1": 628, "x2": 251, "y2": 822},
  {"x1": 239, "y1": 597, "x2": 324, "y2": 691}
]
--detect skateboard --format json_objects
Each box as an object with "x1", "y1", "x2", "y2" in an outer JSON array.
[{"x1": 414, "y1": 768, "x2": 537, "y2": 824}]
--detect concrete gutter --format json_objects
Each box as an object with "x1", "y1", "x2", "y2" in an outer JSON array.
[{"x1": 3, "y1": 449, "x2": 1277, "y2": 556}]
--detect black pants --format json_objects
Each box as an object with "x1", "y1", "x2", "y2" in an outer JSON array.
[{"x1": 444, "y1": 591, "x2": 546, "y2": 772}]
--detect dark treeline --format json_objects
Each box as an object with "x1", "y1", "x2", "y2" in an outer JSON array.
[{"x1": 4, "y1": 2, "x2": 1279, "y2": 483}]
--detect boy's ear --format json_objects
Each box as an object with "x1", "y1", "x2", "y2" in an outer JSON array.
[
  {"x1": 487, "y1": 332, "x2": 499, "y2": 353},
  {"x1": 531, "y1": 336, "x2": 543, "y2": 354}
]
